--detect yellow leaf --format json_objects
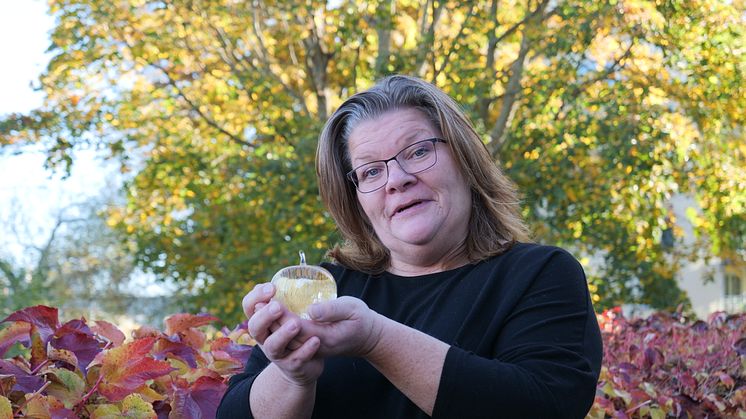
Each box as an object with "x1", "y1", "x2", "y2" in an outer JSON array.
[
  {"x1": 92, "y1": 404, "x2": 121, "y2": 419},
  {"x1": 121, "y1": 394, "x2": 157, "y2": 418},
  {"x1": 0, "y1": 396, "x2": 11, "y2": 419}
]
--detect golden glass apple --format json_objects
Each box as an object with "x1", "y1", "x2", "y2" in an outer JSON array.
[{"x1": 271, "y1": 251, "x2": 337, "y2": 319}]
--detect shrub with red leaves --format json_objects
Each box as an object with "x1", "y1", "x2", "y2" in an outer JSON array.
[
  {"x1": 2, "y1": 305, "x2": 744, "y2": 418},
  {"x1": 0, "y1": 306, "x2": 252, "y2": 418},
  {"x1": 589, "y1": 308, "x2": 746, "y2": 418}
]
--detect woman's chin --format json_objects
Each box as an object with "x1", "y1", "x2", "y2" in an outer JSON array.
[{"x1": 388, "y1": 227, "x2": 440, "y2": 248}]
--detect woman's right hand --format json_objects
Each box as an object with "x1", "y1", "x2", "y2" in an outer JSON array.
[{"x1": 243, "y1": 283, "x2": 324, "y2": 386}]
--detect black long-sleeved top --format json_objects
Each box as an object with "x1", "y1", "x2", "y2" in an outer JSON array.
[{"x1": 217, "y1": 243, "x2": 602, "y2": 418}]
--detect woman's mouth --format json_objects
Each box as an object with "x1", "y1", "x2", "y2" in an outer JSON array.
[{"x1": 393, "y1": 200, "x2": 426, "y2": 217}]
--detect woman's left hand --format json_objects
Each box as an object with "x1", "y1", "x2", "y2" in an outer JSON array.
[{"x1": 301, "y1": 296, "x2": 385, "y2": 359}]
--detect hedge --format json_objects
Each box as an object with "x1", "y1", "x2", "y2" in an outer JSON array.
[{"x1": 1, "y1": 305, "x2": 744, "y2": 418}]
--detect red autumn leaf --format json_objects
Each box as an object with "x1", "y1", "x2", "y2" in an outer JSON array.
[
  {"x1": 169, "y1": 389, "x2": 202, "y2": 419},
  {"x1": 180, "y1": 328, "x2": 207, "y2": 350},
  {"x1": 91, "y1": 320, "x2": 126, "y2": 347},
  {"x1": 708, "y1": 311, "x2": 727, "y2": 326},
  {"x1": 209, "y1": 349, "x2": 244, "y2": 375},
  {"x1": 170, "y1": 376, "x2": 227, "y2": 419},
  {"x1": 0, "y1": 360, "x2": 45, "y2": 393},
  {"x1": 0, "y1": 374, "x2": 15, "y2": 396},
  {"x1": 98, "y1": 337, "x2": 175, "y2": 402},
  {"x1": 1, "y1": 305, "x2": 59, "y2": 345},
  {"x1": 164, "y1": 313, "x2": 219, "y2": 336},
  {"x1": 154, "y1": 336, "x2": 201, "y2": 368},
  {"x1": 58, "y1": 318, "x2": 92, "y2": 335},
  {"x1": 50, "y1": 327, "x2": 102, "y2": 373},
  {"x1": 679, "y1": 372, "x2": 697, "y2": 393},
  {"x1": 733, "y1": 338, "x2": 746, "y2": 356},
  {"x1": 189, "y1": 376, "x2": 227, "y2": 418},
  {"x1": 210, "y1": 337, "x2": 252, "y2": 365},
  {"x1": 0, "y1": 322, "x2": 31, "y2": 357},
  {"x1": 152, "y1": 400, "x2": 171, "y2": 418},
  {"x1": 642, "y1": 347, "x2": 663, "y2": 369},
  {"x1": 132, "y1": 325, "x2": 161, "y2": 340},
  {"x1": 718, "y1": 372, "x2": 735, "y2": 388}
]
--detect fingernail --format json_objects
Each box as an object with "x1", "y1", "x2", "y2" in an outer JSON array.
[
  {"x1": 263, "y1": 284, "x2": 273, "y2": 295},
  {"x1": 269, "y1": 301, "x2": 280, "y2": 314}
]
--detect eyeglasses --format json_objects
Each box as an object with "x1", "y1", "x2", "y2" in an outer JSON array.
[{"x1": 346, "y1": 138, "x2": 447, "y2": 193}]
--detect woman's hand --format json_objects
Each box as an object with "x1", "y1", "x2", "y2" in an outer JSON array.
[
  {"x1": 303, "y1": 296, "x2": 386, "y2": 360},
  {"x1": 243, "y1": 283, "x2": 324, "y2": 386}
]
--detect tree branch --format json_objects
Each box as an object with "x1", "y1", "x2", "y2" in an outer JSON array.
[
  {"x1": 492, "y1": 2, "x2": 550, "y2": 49},
  {"x1": 432, "y1": 3, "x2": 478, "y2": 81},
  {"x1": 153, "y1": 63, "x2": 251, "y2": 148},
  {"x1": 414, "y1": 0, "x2": 446, "y2": 76},
  {"x1": 373, "y1": 0, "x2": 395, "y2": 76},
  {"x1": 477, "y1": 0, "x2": 501, "y2": 121},
  {"x1": 301, "y1": 5, "x2": 333, "y2": 121},
  {"x1": 209, "y1": 23, "x2": 259, "y2": 102},
  {"x1": 553, "y1": 38, "x2": 635, "y2": 122},
  {"x1": 487, "y1": 0, "x2": 551, "y2": 157},
  {"x1": 248, "y1": 1, "x2": 312, "y2": 117}
]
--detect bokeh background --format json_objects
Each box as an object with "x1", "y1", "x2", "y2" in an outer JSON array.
[{"x1": 1, "y1": 0, "x2": 743, "y2": 328}]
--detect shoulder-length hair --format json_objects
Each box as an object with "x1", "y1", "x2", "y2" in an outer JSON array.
[{"x1": 316, "y1": 75, "x2": 530, "y2": 273}]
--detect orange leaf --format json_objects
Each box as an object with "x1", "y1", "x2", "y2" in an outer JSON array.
[
  {"x1": 91, "y1": 321, "x2": 126, "y2": 347},
  {"x1": 48, "y1": 345, "x2": 79, "y2": 368},
  {"x1": 98, "y1": 337, "x2": 174, "y2": 402},
  {"x1": 30, "y1": 328, "x2": 46, "y2": 371},
  {"x1": 0, "y1": 322, "x2": 31, "y2": 357},
  {"x1": 164, "y1": 313, "x2": 218, "y2": 336},
  {"x1": 132, "y1": 325, "x2": 161, "y2": 340},
  {"x1": 21, "y1": 395, "x2": 74, "y2": 418}
]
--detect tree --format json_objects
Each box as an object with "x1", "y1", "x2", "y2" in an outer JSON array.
[
  {"x1": 1, "y1": 0, "x2": 743, "y2": 323},
  {"x1": 0, "y1": 195, "x2": 177, "y2": 326}
]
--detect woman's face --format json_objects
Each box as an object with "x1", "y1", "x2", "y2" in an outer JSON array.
[{"x1": 347, "y1": 108, "x2": 472, "y2": 270}]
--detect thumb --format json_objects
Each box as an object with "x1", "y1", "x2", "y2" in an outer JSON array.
[{"x1": 308, "y1": 296, "x2": 360, "y2": 322}]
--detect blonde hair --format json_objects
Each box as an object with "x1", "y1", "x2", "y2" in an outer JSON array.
[{"x1": 316, "y1": 75, "x2": 530, "y2": 273}]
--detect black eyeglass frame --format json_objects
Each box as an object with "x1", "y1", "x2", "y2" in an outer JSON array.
[{"x1": 346, "y1": 138, "x2": 447, "y2": 193}]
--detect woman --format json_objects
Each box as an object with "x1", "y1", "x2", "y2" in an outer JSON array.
[{"x1": 217, "y1": 75, "x2": 602, "y2": 418}]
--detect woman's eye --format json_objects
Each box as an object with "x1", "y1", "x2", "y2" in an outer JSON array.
[
  {"x1": 409, "y1": 147, "x2": 429, "y2": 159},
  {"x1": 362, "y1": 167, "x2": 382, "y2": 180}
]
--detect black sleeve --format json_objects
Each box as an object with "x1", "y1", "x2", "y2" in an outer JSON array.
[
  {"x1": 216, "y1": 345, "x2": 271, "y2": 419},
  {"x1": 432, "y1": 250, "x2": 602, "y2": 419}
]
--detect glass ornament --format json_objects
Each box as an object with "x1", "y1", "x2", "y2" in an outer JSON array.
[{"x1": 271, "y1": 251, "x2": 337, "y2": 319}]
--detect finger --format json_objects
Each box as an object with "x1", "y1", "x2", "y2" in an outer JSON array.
[
  {"x1": 247, "y1": 301, "x2": 283, "y2": 344},
  {"x1": 242, "y1": 283, "x2": 275, "y2": 318},
  {"x1": 283, "y1": 336, "x2": 321, "y2": 370},
  {"x1": 308, "y1": 296, "x2": 360, "y2": 322},
  {"x1": 262, "y1": 317, "x2": 302, "y2": 359},
  {"x1": 268, "y1": 316, "x2": 305, "y2": 351}
]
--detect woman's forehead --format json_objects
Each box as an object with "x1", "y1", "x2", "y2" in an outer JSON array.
[{"x1": 346, "y1": 110, "x2": 438, "y2": 160}]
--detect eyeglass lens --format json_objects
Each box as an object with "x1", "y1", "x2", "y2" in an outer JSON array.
[{"x1": 351, "y1": 139, "x2": 439, "y2": 193}]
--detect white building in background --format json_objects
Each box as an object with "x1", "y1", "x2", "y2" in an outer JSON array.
[{"x1": 670, "y1": 195, "x2": 745, "y2": 319}]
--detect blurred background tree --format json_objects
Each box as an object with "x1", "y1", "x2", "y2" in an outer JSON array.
[
  {"x1": 1, "y1": 0, "x2": 743, "y2": 324},
  {"x1": 0, "y1": 192, "x2": 180, "y2": 324}
]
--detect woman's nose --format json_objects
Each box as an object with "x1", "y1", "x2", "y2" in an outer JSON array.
[{"x1": 385, "y1": 160, "x2": 417, "y2": 192}]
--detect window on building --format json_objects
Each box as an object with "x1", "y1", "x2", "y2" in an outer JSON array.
[{"x1": 725, "y1": 274, "x2": 743, "y2": 296}]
